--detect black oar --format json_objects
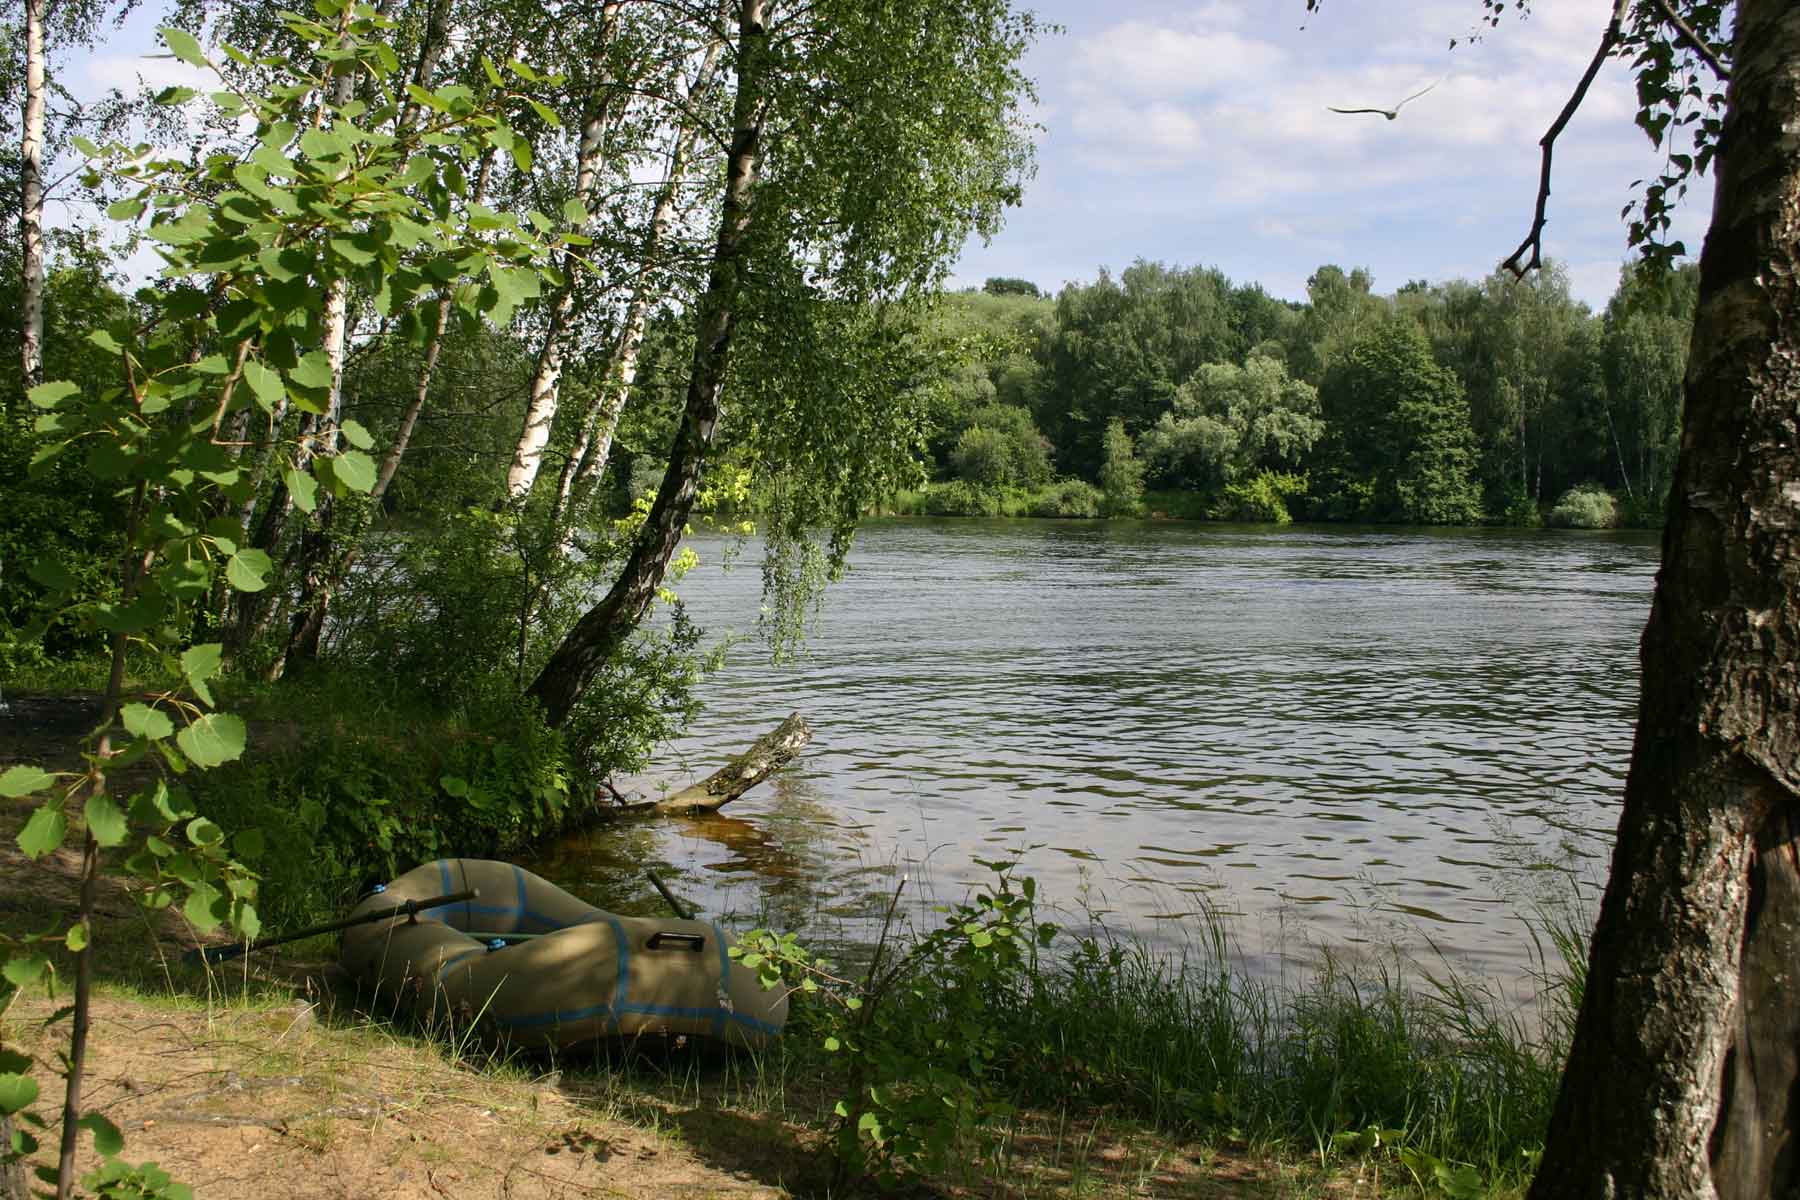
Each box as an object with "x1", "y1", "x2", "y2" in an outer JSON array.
[
  {"x1": 187, "y1": 888, "x2": 480, "y2": 965},
  {"x1": 645, "y1": 870, "x2": 693, "y2": 920}
]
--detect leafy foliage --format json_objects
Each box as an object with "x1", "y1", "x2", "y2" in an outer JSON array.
[{"x1": 733, "y1": 864, "x2": 1056, "y2": 1187}]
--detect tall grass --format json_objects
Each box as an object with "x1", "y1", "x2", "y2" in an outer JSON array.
[{"x1": 893, "y1": 890, "x2": 1590, "y2": 1191}]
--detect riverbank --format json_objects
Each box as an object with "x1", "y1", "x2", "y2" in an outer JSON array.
[
  {"x1": 0, "y1": 794, "x2": 1341, "y2": 1199},
  {"x1": 0, "y1": 780, "x2": 1581, "y2": 1197}
]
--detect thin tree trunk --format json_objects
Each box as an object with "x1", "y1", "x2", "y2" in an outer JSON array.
[
  {"x1": 274, "y1": 49, "x2": 483, "y2": 672},
  {"x1": 1529, "y1": 4, "x2": 1800, "y2": 1197},
  {"x1": 20, "y1": 0, "x2": 46, "y2": 390},
  {"x1": 528, "y1": 0, "x2": 771, "y2": 727},
  {"x1": 1600, "y1": 394, "x2": 1634, "y2": 500},
  {"x1": 552, "y1": 36, "x2": 726, "y2": 526},
  {"x1": 504, "y1": 2, "x2": 623, "y2": 502}
]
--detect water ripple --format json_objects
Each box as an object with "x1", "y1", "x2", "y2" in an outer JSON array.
[{"x1": 526, "y1": 519, "x2": 1657, "y2": 985}]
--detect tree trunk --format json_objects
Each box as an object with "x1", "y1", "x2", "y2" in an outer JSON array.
[
  {"x1": 504, "y1": 2, "x2": 622, "y2": 502},
  {"x1": 20, "y1": 0, "x2": 46, "y2": 390},
  {"x1": 552, "y1": 36, "x2": 727, "y2": 526},
  {"x1": 528, "y1": 0, "x2": 771, "y2": 727},
  {"x1": 655, "y1": 713, "x2": 809, "y2": 814},
  {"x1": 1528, "y1": 4, "x2": 1800, "y2": 1197}
]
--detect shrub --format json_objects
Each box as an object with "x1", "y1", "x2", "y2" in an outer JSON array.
[
  {"x1": 921, "y1": 481, "x2": 1000, "y2": 517},
  {"x1": 1213, "y1": 471, "x2": 1309, "y2": 524},
  {"x1": 1546, "y1": 484, "x2": 1618, "y2": 529},
  {"x1": 1019, "y1": 479, "x2": 1102, "y2": 518},
  {"x1": 187, "y1": 672, "x2": 574, "y2": 930}
]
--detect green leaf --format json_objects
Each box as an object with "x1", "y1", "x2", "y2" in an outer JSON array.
[
  {"x1": 561, "y1": 197, "x2": 587, "y2": 225},
  {"x1": 183, "y1": 881, "x2": 224, "y2": 933},
  {"x1": 78, "y1": 1113, "x2": 124, "y2": 1157},
  {"x1": 286, "y1": 467, "x2": 319, "y2": 514},
  {"x1": 225, "y1": 548, "x2": 273, "y2": 593},
  {"x1": 232, "y1": 901, "x2": 262, "y2": 942},
  {"x1": 186, "y1": 816, "x2": 224, "y2": 847},
  {"x1": 181, "y1": 643, "x2": 224, "y2": 706},
  {"x1": 26, "y1": 557, "x2": 79, "y2": 592},
  {"x1": 339, "y1": 418, "x2": 374, "y2": 450},
  {"x1": 65, "y1": 922, "x2": 88, "y2": 952},
  {"x1": 233, "y1": 829, "x2": 265, "y2": 860},
  {"x1": 331, "y1": 449, "x2": 376, "y2": 494},
  {"x1": 176, "y1": 714, "x2": 246, "y2": 769},
  {"x1": 1, "y1": 954, "x2": 47, "y2": 989},
  {"x1": 84, "y1": 793, "x2": 129, "y2": 849},
  {"x1": 17, "y1": 807, "x2": 67, "y2": 859},
  {"x1": 299, "y1": 127, "x2": 345, "y2": 162},
  {"x1": 27, "y1": 381, "x2": 78, "y2": 409},
  {"x1": 0, "y1": 766, "x2": 56, "y2": 798},
  {"x1": 288, "y1": 350, "x2": 334, "y2": 391},
  {"x1": 121, "y1": 703, "x2": 175, "y2": 741},
  {"x1": 0, "y1": 1074, "x2": 39, "y2": 1117},
  {"x1": 242, "y1": 359, "x2": 284, "y2": 412},
  {"x1": 107, "y1": 196, "x2": 146, "y2": 221},
  {"x1": 160, "y1": 27, "x2": 207, "y2": 68}
]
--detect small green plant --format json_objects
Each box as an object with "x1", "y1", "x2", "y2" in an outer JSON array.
[
  {"x1": 732, "y1": 863, "x2": 1057, "y2": 1187},
  {"x1": 1546, "y1": 483, "x2": 1619, "y2": 529}
]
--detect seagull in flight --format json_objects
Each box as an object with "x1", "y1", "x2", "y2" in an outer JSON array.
[{"x1": 1329, "y1": 77, "x2": 1442, "y2": 120}]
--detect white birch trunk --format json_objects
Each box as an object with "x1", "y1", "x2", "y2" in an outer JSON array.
[
  {"x1": 504, "y1": 2, "x2": 622, "y2": 501},
  {"x1": 556, "y1": 38, "x2": 726, "y2": 517},
  {"x1": 21, "y1": 0, "x2": 47, "y2": 389}
]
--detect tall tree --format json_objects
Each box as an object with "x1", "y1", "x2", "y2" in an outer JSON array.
[
  {"x1": 19, "y1": 0, "x2": 45, "y2": 390},
  {"x1": 1527, "y1": 2, "x2": 1800, "y2": 1195},
  {"x1": 528, "y1": 0, "x2": 1040, "y2": 723},
  {"x1": 1314, "y1": 317, "x2": 1481, "y2": 524}
]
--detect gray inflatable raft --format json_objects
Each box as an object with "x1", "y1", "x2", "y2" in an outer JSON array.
[{"x1": 341, "y1": 858, "x2": 786, "y2": 1050}]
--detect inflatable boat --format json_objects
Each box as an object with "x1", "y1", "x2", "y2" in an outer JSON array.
[{"x1": 340, "y1": 859, "x2": 786, "y2": 1051}]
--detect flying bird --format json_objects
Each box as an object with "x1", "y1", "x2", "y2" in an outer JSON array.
[{"x1": 1329, "y1": 77, "x2": 1443, "y2": 120}]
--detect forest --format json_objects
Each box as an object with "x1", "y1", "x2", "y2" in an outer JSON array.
[{"x1": 912, "y1": 260, "x2": 1694, "y2": 528}]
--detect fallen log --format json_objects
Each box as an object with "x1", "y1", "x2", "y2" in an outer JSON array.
[
  {"x1": 597, "y1": 713, "x2": 812, "y2": 819},
  {"x1": 655, "y1": 713, "x2": 811, "y2": 815}
]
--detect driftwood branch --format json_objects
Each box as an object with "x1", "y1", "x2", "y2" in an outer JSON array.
[
  {"x1": 599, "y1": 713, "x2": 813, "y2": 819},
  {"x1": 1502, "y1": 0, "x2": 1631, "y2": 278},
  {"x1": 656, "y1": 713, "x2": 812, "y2": 815}
]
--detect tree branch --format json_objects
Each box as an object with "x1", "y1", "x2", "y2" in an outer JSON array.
[
  {"x1": 1651, "y1": 0, "x2": 1729, "y2": 80},
  {"x1": 1502, "y1": 0, "x2": 1632, "y2": 278}
]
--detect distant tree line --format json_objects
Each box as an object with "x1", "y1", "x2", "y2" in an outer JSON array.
[{"x1": 912, "y1": 259, "x2": 1695, "y2": 527}]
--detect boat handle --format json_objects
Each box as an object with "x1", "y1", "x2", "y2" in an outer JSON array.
[{"x1": 646, "y1": 932, "x2": 706, "y2": 953}]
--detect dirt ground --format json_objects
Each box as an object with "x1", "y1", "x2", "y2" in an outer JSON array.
[{"x1": 0, "y1": 694, "x2": 1323, "y2": 1200}]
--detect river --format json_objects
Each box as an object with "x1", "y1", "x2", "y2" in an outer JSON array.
[{"x1": 525, "y1": 518, "x2": 1659, "y2": 986}]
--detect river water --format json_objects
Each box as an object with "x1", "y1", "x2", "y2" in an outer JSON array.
[{"x1": 526, "y1": 518, "x2": 1659, "y2": 986}]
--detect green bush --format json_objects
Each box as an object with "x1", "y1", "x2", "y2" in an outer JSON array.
[
  {"x1": 1017, "y1": 479, "x2": 1102, "y2": 518},
  {"x1": 187, "y1": 672, "x2": 574, "y2": 930},
  {"x1": 1212, "y1": 470, "x2": 1309, "y2": 524},
  {"x1": 1546, "y1": 484, "x2": 1618, "y2": 529},
  {"x1": 921, "y1": 480, "x2": 1001, "y2": 517}
]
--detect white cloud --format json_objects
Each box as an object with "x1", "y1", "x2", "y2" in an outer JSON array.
[
  {"x1": 82, "y1": 53, "x2": 209, "y2": 95},
  {"x1": 1074, "y1": 19, "x2": 1288, "y2": 95}
]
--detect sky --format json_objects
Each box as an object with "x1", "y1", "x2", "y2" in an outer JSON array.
[
  {"x1": 56, "y1": 0, "x2": 1714, "y2": 312},
  {"x1": 942, "y1": 0, "x2": 1716, "y2": 310}
]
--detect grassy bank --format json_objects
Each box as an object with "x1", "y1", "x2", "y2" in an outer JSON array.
[
  {"x1": 0, "y1": 834, "x2": 1580, "y2": 1197},
  {"x1": 1, "y1": 680, "x2": 1581, "y2": 1196}
]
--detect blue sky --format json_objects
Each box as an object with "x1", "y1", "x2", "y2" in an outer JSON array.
[
  {"x1": 944, "y1": 0, "x2": 1715, "y2": 309},
  {"x1": 60, "y1": 0, "x2": 1713, "y2": 311}
]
